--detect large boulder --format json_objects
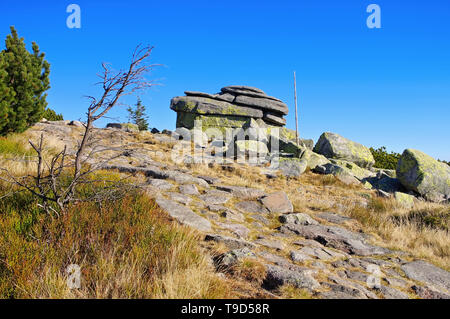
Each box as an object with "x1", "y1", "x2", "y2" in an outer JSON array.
[
  {"x1": 396, "y1": 149, "x2": 450, "y2": 202},
  {"x1": 313, "y1": 132, "x2": 375, "y2": 169},
  {"x1": 170, "y1": 96, "x2": 263, "y2": 118}
]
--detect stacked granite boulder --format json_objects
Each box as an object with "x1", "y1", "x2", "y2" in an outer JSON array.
[{"x1": 170, "y1": 85, "x2": 289, "y2": 130}]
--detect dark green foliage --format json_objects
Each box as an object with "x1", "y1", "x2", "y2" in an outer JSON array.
[
  {"x1": 42, "y1": 107, "x2": 63, "y2": 121},
  {"x1": 0, "y1": 26, "x2": 50, "y2": 135},
  {"x1": 370, "y1": 146, "x2": 401, "y2": 170},
  {"x1": 127, "y1": 98, "x2": 149, "y2": 131}
]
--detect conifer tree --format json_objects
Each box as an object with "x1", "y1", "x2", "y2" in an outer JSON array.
[
  {"x1": 0, "y1": 51, "x2": 13, "y2": 133},
  {"x1": 0, "y1": 26, "x2": 50, "y2": 135},
  {"x1": 127, "y1": 98, "x2": 149, "y2": 131}
]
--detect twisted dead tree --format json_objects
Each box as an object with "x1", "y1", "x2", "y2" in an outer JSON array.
[{"x1": 0, "y1": 45, "x2": 158, "y2": 215}]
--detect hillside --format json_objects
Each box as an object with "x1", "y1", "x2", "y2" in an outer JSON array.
[{"x1": 0, "y1": 119, "x2": 448, "y2": 299}]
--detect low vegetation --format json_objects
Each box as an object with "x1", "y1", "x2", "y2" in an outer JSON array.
[{"x1": 369, "y1": 146, "x2": 401, "y2": 170}]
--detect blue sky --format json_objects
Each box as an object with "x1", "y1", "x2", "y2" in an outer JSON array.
[{"x1": 1, "y1": 0, "x2": 449, "y2": 160}]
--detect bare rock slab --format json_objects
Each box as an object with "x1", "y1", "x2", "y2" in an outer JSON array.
[
  {"x1": 401, "y1": 260, "x2": 450, "y2": 293},
  {"x1": 156, "y1": 198, "x2": 211, "y2": 232},
  {"x1": 263, "y1": 264, "x2": 319, "y2": 290},
  {"x1": 260, "y1": 191, "x2": 293, "y2": 213}
]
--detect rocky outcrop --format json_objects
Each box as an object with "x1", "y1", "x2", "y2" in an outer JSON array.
[
  {"x1": 396, "y1": 149, "x2": 450, "y2": 202},
  {"x1": 313, "y1": 132, "x2": 375, "y2": 169},
  {"x1": 171, "y1": 86, "x2": 288, "y2": 130}
]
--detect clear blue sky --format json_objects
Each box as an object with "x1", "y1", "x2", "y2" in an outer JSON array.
[{"x1": 1, "y1": 0, "x2": 449, "y2": 160}]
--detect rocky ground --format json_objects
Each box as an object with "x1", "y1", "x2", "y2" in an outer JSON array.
[{"x1": 21, "y1": 120, "x2": 450, "y2": 299}]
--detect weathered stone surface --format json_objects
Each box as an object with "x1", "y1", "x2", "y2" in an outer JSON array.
[
  {"x1": 260, "y1": 191, "x2": 293, "y2": 213},
  {"x1": 234, "y1": 95, "x2": 288, "y2": 115},
  {"x1": 235, "y1": 201, "x2": 269, "y2": 214},
  {"x1": 221, "y1": 86, "x2": 284, "y2": 103},
  {"x1": 314, "y1": 132, "x2": 375, "y2": 169},
  {"x1": 254, "y1": 239, "x2": 285, "y2": 251},
  {"x1": 290, "y1": 250, "x2": 313, "y2": 262},
  {"x1": 396, "y1": 149, "x2": 450, "y2": 202},
  {"x1": 221, "y1": 85, "x2": 266, "y2": 95},
  {"x1": 263, "y1": 264, "x2": 319, "y2": 290},
  {"x1": 235, "y1": 140, "x2": 269, "y2": 157},
  {"x1": 106, "y1": 123, "x2": 139, "y2": 132},
  {"x1": 401, "y1": 260, "x2": 450, "y2": 293},
  {"x1": 411, "y1": 285, "x2": 450, "y2": 299},
  {"x1": 279, "y1": 224, "x2": 390, "y2": 256},
  {"x1": 170, "y1": 96, "x2": 263, "y2": 118},
  {"x1": 300, "y1": 246, "x2": 346, "y2": 261},
  {"x1": 319, "y1": 283, "x2": 368, "y2": 299},
  {"x1": 179, "y1": 184, "x2": 200, "y2": 195},
  {"x1": 166, "y1": 192, "x2": 192, "y2": 205},
  {"x1": 156, "y1": 198, "x2": 211, "y2": 232},
  {"x1": 278, "y1": 158, "x2": 308, "y2": 177},
  {"x1": 394, "y1": 192, "x2": 415, "y2": 208},
  {"x1": 300, "y1": 149, "x2": 330, "y2": 170},
  {"x1": 315, "y1": 212, "x2": 352, "y2": 224},
  {"x1": 197, "y1": 175, "x2": 221, "y2": 185},
  {"x1": 377, "y1": 285, "x2": 410, "y2": 299},
  {"x1": 213, "y1": 247, "x2": 256, "y2": 268},
  {"x1": 217, "y1": 222, "x2": 250, "y2": 238},
  {"x1": 176, "y1": 112, "x2": 249, "y2": 130},
  {"x1": 279, "y1": 213, "x2": 318, "y2": 225},
  {"x1": 204, "y1": 234, "x2": 255, "y2": 249},
  {"x1": 313, "y1": 163, "x2": 361, "y2": 185},
  {"x1": 217, "y1": 185, "x2": 266, "y2": 200},
  {"x1": 199, "y1": 189, "x2": 232, "y2": 205},
  {"x1": 147, "y1": 178, "x2": 174, "y2": 191},
  {"x1": 263, "y1": 113, "x2": 286, "y2": 126}
]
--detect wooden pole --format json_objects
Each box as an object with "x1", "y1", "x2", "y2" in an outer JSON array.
[{"x1": 294, "y1": 71, "x2": 299, "y2": 146}]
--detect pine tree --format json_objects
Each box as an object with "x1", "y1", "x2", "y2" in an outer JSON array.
[
  {"x1": 0, "y1": 26, "x2": 50, "y2": 135},
  {"x1": 127, "y1": 98, "x2": 149, "y2": 131},
  {"x1": 0, "y1": 51, "x2": 14, "y2": 133}
]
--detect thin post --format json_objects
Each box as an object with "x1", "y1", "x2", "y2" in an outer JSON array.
[{"x1": 294, "y1": 71, "x2": 299, "y2": 146}]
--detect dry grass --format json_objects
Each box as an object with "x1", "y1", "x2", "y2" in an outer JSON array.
[
  {"x1": 0, "y1": 183, "x2": 234, "y2": 298},
  {"x1": 1, "y1": 125, "x2": 449, "y2": 299}
]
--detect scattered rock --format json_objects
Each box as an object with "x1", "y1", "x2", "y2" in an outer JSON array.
[
  {"x1": 147, "y1": 178, "x2": 174, "y2": 191},
  {"x1": 278, "y1": 158, "x2": 308, "y2": 177},
  {"x1": 235, "y1": 201, "x2": 269, "y2": 214},
  {"x1": 279, "y1": 213, "x2": 318, "y2": 225},
  {"x1": 290, "y1": 250, "x2": 313, "y2": 262},
  {"x1": 313, "y1": 132, "x2": 375, "y2": 169},
  {"x1": 106, "y1": 123, "x2": 139, "y2": 132},
  {"x1": 166, "y1": 192, "x2": 192, "y2": 205},
  {"x1": 394, "y1": 192, "x2": 415, "y2": 208},
  {"x1": 204, "y1": 234, "x2": 255, "y2": 250},
  {"x1": 411, "y1": 285, "x2": 450, "y2": 299},
  {"x1": 179, "y1": 184, "x2": 200, "y2": 195},
  {"x1": 401, "y1": 260, "x2": 450, "y2": 293},
  {"x1": 396, "y1": 149, "x2": 450, "y2": 202},
  {"x1": 279, "y1": 224, "x2": 390, "y2": 256},
  {"x1": 199, "y1": 189, "x2": 232, "y2": 205},
  {"x1": 213, "y1": 247, "x2": 257, "y2": 268},
  {"x1": 156, "y1": 198, "x2": 211, "y2": 232},
  {"x1": 217, "y1": 222, "x2": 250, "y2": 238},
  {"x1": 254, "y1": 239, "x2": 285, "y2": 251},
  {"x1": 260, "y1": 191, "x2": 293, "y2": 213},
  {"x1": 216, "y1": 185, "x2": 266, "y2": 200},
  {"x1": 263, "y1": 264, "x2": 319, "y2": 290},
  {"x1": 315, "y1": 212, "x2": 352, "y2": 224}
]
